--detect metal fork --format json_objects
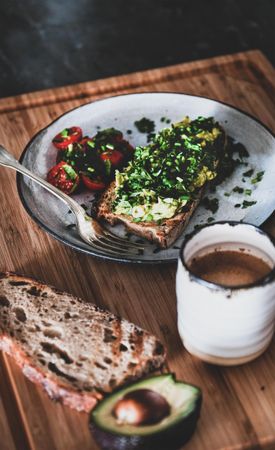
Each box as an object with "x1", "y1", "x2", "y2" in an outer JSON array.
[{"x1": 0, "y1": 145, "x2": 144, "y2": 256}]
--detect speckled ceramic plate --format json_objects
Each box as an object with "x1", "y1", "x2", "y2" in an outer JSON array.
[{"x1": 17, "y1": 93, "x2": 275, "y2": 263}]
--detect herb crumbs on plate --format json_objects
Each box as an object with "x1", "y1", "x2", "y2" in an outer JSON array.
[
  {"x1": 243, "y1": 168, "x2": 254, "y2": 177},
  {"x1": 201, "y1": 197, "x2": 219, "y2": 214},
  {"x1": 134, "y1": 117, "x2": 155, "y2": 134},
  {"x1": 234, "y1": 143, "x2": 250, "y2": 159},
  {"x1": 160, "y1": 116, "x2": 171, "y2": 123},
  {"x1": 233, "y1": 186, "x2": 244, "y2": 194},
  {"x1": 251, "y1": 171, "x2": 265, "y2": 184},
  {"x1": 242, "y1": 200, "x2": 257, "y2": 209}
]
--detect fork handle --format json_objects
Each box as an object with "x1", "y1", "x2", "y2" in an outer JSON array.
[{"x1": 0, "y1": 144, "x2": 84, "y2": 215}]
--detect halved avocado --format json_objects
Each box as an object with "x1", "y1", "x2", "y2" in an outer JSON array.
[{"x1": 89, "y1": 374, "x2": 202, "y2": 450}]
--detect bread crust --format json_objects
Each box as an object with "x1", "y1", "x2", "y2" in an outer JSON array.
[
  {"x1": 0, "y1": 272, "x2": 166, "y2": 412},
  {"x1": 0, "y1": 333, "x2": 100, "y2": 412},
  {"x1": 97, "y1": 182, "x2": 203, "y2": 248}
]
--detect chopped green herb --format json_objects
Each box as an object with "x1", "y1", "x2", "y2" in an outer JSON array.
[
  {"x1": 234, "y1": 204, "x2": 241, "y2": 208},
  {"x1": 224, "y1": 192, "x2": 231, "y2": 197},
  {"x1": 202, "y1": 197, "x2": 219, "y2": 214},
  {"x1": 234, "y1": 143, "x2": 249, "y2": 159},
  {"x1": 251, "y1": 171, "x2": 264, "y2": 184},
  {"x1": 114, "y1": 117, "x2": 224, "y2": 222},
  {"x1": 243, "y1": 168, "x2": 254, "y2": 177},
  {"x1": 233, "y1": 186, "x2": 244, "y2": 194},
  {"x1": 104, "y1": 159, "x2": 112, "y2": 176},
  {"x1": 211, "y1": 136, "x2": 249, "y2": 188},
  {"x1": 244, "y1": 189, "x2": 252, "y2": 196},
  {"x1": 134, "y1": 117, "x2": 155, "y2": 134},
  {"x1": 60, "y1": 129, "x2": 69, "y2": 138},
  {"x1": 207, "y1": 217, "x2": 215, "y2": 223},
  {"x1": 63, "y1": 164, "x2": 78, "y2": 180},
  {"x1": 106, "y1": 143, "x2": 114, "y2": 150},
  {"x1": 242, "y1": 200, "x2": 257, "y2": 209},
  {"x1": 147, "y1": 132, "x2": 156, "y2": 142}
]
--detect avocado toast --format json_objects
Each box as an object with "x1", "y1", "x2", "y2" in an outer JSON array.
[{"x1": 97, "y1": 116, "x2": 227, "y2": 248}]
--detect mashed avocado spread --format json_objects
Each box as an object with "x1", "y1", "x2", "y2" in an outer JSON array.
[{"x1": 112, "y1": 116, "x2": 224, "y2": 223}]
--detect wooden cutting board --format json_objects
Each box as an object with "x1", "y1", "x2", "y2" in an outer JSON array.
[{"x1": 0, "y1": 50, "x2": 275, "y2": 450}]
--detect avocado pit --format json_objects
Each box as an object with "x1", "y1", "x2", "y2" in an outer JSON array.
[{"x1": 112, "y1": 388, "x2": 170, "y2": 426}]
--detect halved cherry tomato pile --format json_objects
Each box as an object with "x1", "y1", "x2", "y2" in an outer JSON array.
[{"x1": 47, "y1": 126, "x2": 133, "y2": 194}]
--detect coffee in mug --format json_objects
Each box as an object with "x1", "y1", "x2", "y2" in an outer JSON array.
[{"x1": 176, "y1": 222, "x2": 275, "y2": 365}]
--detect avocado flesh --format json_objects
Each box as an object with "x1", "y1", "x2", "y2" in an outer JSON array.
[{"x1": 90, "y1": 374, "x2": 202, "y2": 450}]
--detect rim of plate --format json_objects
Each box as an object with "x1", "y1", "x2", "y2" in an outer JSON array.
[{"x1": 17, "y1": 91, "x2": 275, "y2": 264}]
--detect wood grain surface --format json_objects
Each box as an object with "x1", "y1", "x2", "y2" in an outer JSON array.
[{"x1": 0, "y1": 50, "x2": 274, "y2": 450}]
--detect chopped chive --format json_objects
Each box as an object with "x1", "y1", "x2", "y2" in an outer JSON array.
[
  {"x1": 201, "y1": 197, "x2": 219, "y2": 214},
  {"x1": 243, "y1": 168, "x2": 254, "y2": 177},
  {"x1": 242, "y1": 200, "x2": 257, "y2": 209},
  {"x1": 251, "y1": 171, "x2": 264, "y2": 184},
  {"x1": 233, "y1": 186, "x2": 244, "y2": 194}
]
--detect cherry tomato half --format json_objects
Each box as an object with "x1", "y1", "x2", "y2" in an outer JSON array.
[
  {"x1": 100, "y1": 149, "x2": 124, "y2": 167},
  {"x1": 82, "y1": 174, "x2": 106, "y2": 191},
  {"x1": 47, "y1": 161, "x2": 80, "y2": 194},
  {"x1": 52, "y1": 126, "x2": 83, "y2": 150}
]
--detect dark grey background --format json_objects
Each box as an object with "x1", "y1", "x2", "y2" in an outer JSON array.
[{"x1": 0, "y1": 0, "x2": 274, "y2": 98}]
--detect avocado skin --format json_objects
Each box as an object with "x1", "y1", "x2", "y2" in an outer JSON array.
[{"x1": 89, "y1": 394, "x2": 202, "y2": 450}]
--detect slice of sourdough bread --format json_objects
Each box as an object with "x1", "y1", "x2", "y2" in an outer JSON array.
[
  {"x1": 0, "y1": 272, "x2": 165, "y2": 412},
  {"x1": 97, "y1": 182, "x2": 204, "y2": 248}
]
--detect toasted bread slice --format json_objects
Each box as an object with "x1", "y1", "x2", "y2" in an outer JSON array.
[
  {"x1": 97, "y1": 182, "x2": 204, "y2": 248},
  {"x1": 97, "y1": 119, "x2": 227, "y2": 248},
  {"x1": 0, "y1": 272, "x2": 166, "y2": 412}
]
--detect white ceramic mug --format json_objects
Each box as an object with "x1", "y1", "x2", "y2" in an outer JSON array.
[{"x1": 176, "y1": 222, "x2": 275, "y2": 365}]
